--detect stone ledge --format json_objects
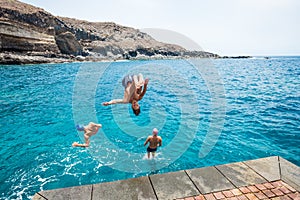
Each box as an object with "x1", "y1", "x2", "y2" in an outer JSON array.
[
  {"x1": 186, "y1": 166, "x2": 234, "y2": 194},
  {"x1": 280, "y1": 156, "x2": 300, "y2": 191},
  {"x1": 149, "y1": 170, "x2": 199, "y2": 200},
  {"x1": 32, "y1": 156, "x2": 300, "y2": 200},
  {"x1": 215, "y1": 161, "x2": 267, "y2": 187},
  {"x1": 243, "y1": 156, "x2": 280, "y2": 181}
]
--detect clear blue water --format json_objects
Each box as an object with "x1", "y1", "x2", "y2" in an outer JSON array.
[{"x1": 0, "y1": 57, "x2": 299, "y2": 199}]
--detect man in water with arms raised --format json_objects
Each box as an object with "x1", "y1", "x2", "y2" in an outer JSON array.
[{"x1": 102, "y1": 73, "x2": 149, "y2": 116}]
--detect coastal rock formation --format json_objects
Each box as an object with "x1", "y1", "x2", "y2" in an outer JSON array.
[
  {"x1": 57, "y1": 17, "x2": 194, "y2": 60},
  {"x1": 0, "y1": 20, "x2": 59, "y2": 53},
  {"x1": 0, "y1": 0, "x2": 219, "y2": 64},
  {"x1": 55, "y1": 31, "x2": 83, "y2": 55}
]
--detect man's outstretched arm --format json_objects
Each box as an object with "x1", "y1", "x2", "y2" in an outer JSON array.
[
  {"x1": 102, "y1": 99, "x2": 126, "y2": 106},
  {"x1": 103, "y1": 85, "x2": 133, "y2": 106}
]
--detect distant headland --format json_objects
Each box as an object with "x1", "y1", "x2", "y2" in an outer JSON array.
[{"x1": 0, "y1": 0, "x2": 250, "y2": 65}]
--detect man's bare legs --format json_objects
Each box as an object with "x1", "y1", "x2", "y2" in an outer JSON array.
[
  {"x1": 147, "y1": 151, "x2": 156, "y2": 159},
  {"x1": 133, "y1": 74, "x2": 144, "y2": 88},
  {"x1": 72, "y1": 134, "x2": 90, "y2": 147}
]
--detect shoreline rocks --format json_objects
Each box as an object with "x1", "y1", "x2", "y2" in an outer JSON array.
[{"x1": 0, "y1": 0, "x2": 247, "y2": 65}]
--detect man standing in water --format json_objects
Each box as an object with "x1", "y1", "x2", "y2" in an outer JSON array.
[
  {"x1": 144, "y1": 128, "x2": 162, "y2": 159},
  {"x1": 72, "y1": 122, "x2": 102, "y2": 147},
  {"x1": 102, "y1": 73, "x2": 149, "y2": 116}
]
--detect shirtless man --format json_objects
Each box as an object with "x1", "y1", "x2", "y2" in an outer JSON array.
[
  {"x1": 144, "y1": 128, "x2": 162, "y2": 159},
  {"x1": 72, "y1": 122, "x2": 102, "y2": 147},
  {"x1": 102, "y1": 74, "x2": 149, "y2": 116}
]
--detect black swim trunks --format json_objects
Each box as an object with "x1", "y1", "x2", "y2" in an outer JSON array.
[{"x1": 147, "y1": 147, "x2": 157, "y2": 152}]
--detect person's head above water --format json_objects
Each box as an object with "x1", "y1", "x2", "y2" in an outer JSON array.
[
  {"x1": 131, "y1": 100, "x2": 140, "y2": 116},
  {"x1": 76, "y1": 124, "x2": 85, "y2": 131},
  {"x1": 152, "y1": 128, "x2": 158, "y2": 136}
]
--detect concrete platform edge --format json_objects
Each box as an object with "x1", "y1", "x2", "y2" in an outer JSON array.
[{"x1": 32, "y1": 156, "x2": 300, "y2": 200}]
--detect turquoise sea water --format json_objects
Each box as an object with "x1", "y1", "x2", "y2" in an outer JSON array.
[{"x1": 0, "y1": 57, "x2": 299, "y2": 199}]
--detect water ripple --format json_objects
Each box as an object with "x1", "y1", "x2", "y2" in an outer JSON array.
[{"x1": 0, "y1": 57, "x2": 299, "y2": 199}]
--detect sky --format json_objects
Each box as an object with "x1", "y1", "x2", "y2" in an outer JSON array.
[{"x1": 19, "y1": 0, "x2": 300, "y2": 56}]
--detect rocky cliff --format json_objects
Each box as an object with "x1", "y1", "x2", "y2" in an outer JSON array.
[{"x1": 0, "y1": 0, "x2": 219, "y2": 64}]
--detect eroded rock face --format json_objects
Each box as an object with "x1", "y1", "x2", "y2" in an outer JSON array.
[
  {"x1": 55, "y1": 32, "x2": 82, "y2": 56},
  {"x1": 0, "y1": 0, "x2": 80, "y2": 60},
  {"x1": 0, "y1": 20, "x2": 59, "y2": 53},
  {"x1": 0, "y1": 0, "x2": 219, "y2": 64}
]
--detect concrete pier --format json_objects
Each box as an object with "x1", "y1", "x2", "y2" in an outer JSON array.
[{"x1": 32, "y1": 156, "x2": 300, "y2": 200}]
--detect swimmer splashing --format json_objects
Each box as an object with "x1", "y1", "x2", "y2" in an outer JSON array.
[
  {"x1": 72, "y1": 122, "x2": 102, "y2": 147},
  {"x1": 144, "y1": 128, "x2": 162, "y2": 159}
]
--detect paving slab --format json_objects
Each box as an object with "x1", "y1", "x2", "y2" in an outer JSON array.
[
  {"x1": 32, "y1": 193, "x2": 46, "y2": 200},
  {"x1": 149, "y1": 170, "x2": 199, "y2": 200},
  {"x1": 279, "y1": 157, "x2": 300, "y2": 191},
  {"x1": 38, "y1": 184, "x2": 92, "y2": 200},
  {"x1": 243, "y1": 156, "x2": 280, "y2": 182},
  {"x1": 93, "y1": 176, "x2": 156, "y2": 200},
  {"x1": 216, "y1": 161, "x2": 266, "y2": 187},
  {"x1": 186, "y1": 166, "x2": 235, "y2": 194}
]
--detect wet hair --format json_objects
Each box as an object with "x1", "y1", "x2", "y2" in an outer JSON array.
[{"x1": 132, "y1": 107, "x2": 141, "y2": 116}]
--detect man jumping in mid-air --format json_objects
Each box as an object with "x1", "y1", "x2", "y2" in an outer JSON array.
[{"x1": 102, "y1": 73, "x2": 149, "y2": 116}]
